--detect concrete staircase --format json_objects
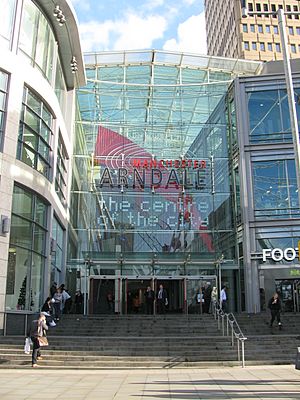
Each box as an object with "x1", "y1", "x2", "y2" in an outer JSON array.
[
  {"x1": 0, "y1": 314, "x2": 237, "y2": 368},
  {"x1": 235, "y1": 312, "x2": 300, "y2": 364},
  {"x1": 0, "y1": 313, "x2": 299, "y2": 368}
]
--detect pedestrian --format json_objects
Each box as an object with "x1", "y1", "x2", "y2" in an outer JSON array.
[
  {"x1": 28, "y1": 313, "x2": 48, "y2": 367},
  {"x1": 107, "y1": 292, "x2": 114, "y2": 312},
  {"x1": 211, "y1": 286, "x2": 218, "y2": 312},
  {"x1": 157, "y1": 284, "x2": 168, "y2": 314},
  {"x1": 61, "y1": 288, "x2": 72, "y2": 314},
  {"x1": 41, "y1": 297, "x2": 56, "y2": 326},
  {"x1": 268, "y1": 292, "x2": 282, "y2": 328},
  {"x1": 75, "y1": 290, "x2": 83, "y2": 314},
  {"x1": 220, "y1": 285, "x2": 228, "y2": 312},
  {"x1": 203, "y1": 283, "x2": 212, "y2": 313},
  {"x1": 53, "y1": 287, "x2": 63, "y2": 320},
  {"x1": 50, "y1": 282, "x2": 57, "y2": 297},
  {"x1": 144, "y1": 286, "x2": 155, "y2": 314}
]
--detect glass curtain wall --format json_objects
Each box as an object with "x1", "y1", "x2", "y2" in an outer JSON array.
[
  {"x1": 18, "y1": 0, "x2": 56, "y2": 82},
  {"x1": 71, "y1": 52, "x2": 258, "y2": 272},
  {"x1": 0, "y1": 0, "x2": 16, "y2": 48},
  {"x1": 0, "y1": 70, "x2": 9, "y2": 150},
  {"x1": 51, "y1": 217, "x2": 64, "y2": 284},
  {"x1": 6, "y1": 185, "x2": 48, "y2": 311},
  {"x1": 17, "y1": 87, "x2": 53, "y2": 179}
]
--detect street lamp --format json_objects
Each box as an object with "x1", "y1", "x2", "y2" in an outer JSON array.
[{"x1": 240, "y1": 1, "x2": 300, "y2": 208}]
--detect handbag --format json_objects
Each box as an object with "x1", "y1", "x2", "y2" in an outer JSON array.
[
  {"x1": 38, "y1": 336, "x2": 48, "y2": 347},
  {"x1": 24, "y1": 337, "x2": 31, "y2": 354}
]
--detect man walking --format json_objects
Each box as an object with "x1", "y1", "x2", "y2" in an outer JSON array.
[
  {"x1": 145, "y1": 286, "x2": 155, "y2": 314},
  {"x1": 268, "y1": 292, "x2": 282, "y2": 329},
  {"x1": 157, "y1": 284, "x2": 167, "y2": 314}
]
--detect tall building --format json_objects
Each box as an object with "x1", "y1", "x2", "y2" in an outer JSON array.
[
  {"x1": 0, "y1": 0, "x2": 85, "y2": 332},
  {"x1": 205, "y1": 0, "x2": 300, "y2": 61}
]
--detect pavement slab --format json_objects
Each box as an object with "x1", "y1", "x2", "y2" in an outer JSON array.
[{"x1": 0, "y1": 365, "x2": 299, "y2": 400}]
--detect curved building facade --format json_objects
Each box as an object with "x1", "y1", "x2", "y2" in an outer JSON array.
[{"x1": 0, "y1": 0, "x2": 85, "y2": 329}]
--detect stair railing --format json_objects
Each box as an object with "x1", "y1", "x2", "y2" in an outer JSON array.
[{"x1": 213, "y1": 303, "x2": 247, "y2": 368}]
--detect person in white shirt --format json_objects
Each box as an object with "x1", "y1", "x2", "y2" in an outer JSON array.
[{"x1": 220, "y1": 286, "x2": 227, "y2": 312}]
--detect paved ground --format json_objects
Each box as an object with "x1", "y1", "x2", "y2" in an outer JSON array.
[{"x1": 0, "y1": 365, "x2": 299, "y2": 400}]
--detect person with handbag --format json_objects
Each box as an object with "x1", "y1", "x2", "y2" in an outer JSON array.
[{"x1": 28, "y1": 313, "x2": 48, "y2": 367}]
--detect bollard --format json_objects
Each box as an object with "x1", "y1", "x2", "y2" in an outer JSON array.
[{"x1": 295, "y1": 347, "x2": 300, "y2": 370}]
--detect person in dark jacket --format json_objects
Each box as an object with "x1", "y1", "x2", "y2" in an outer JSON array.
[
  {"x1": 28, "y1": 313, "x2": 48, "y2": 367},
  {"x1": 144, "y1": 286, "x2": 155, "y2": 314},
  {"x1": 157, "y1": 284, "x2": 168, "y2": 314},
  {"x1": 268, "y1": 292, "x2": 282, "y2": 328}
]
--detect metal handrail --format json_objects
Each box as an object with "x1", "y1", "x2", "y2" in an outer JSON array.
[{"x1": 213, "y1": 303, "x2": 247, "y2": 368}]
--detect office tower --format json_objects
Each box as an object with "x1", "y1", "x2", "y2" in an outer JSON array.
[{"x1": 205, "y1": 0, "x2": 300, "y2": 61}]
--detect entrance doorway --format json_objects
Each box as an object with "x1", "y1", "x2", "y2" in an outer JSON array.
[
  {"x1": 89, "y1": 277, "x2": 117, "y2": 314},
  {"x1": 275, "y1": 279, "x2": 300, "y2": 312},
  {"x1": 155, "y1": 279, "x2": 185, "y2": 313},
  {"x1": 89, "y1": 275, "x2": 217, "y2": 315},
  {"x1": 123, "y1": 279, "x2": 153, "y2": 314}
]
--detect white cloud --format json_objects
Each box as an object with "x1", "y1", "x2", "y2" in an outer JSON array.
[
  {"x1": 79, "y1": 13, "x2": 167, "y2": 52},
  {"x1": 183, "y1": 0, "x2": 198, "y2": 5},
  {"x1": 70, "y1": 0, "x2": 91, "y2": 12},
  {"x1": 113, "y1": 14, "x2": 167, "y2": 50},
  {"x1": 163, "y1": 12, "x2": 207, "y2": 55}
]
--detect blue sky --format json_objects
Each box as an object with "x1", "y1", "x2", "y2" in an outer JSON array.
[{"x1": 70, "y1": 0, "x2": 207, "y2": 54}]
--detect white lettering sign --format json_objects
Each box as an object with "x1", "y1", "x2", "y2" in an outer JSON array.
[{"x1": 262, "y1": 247, "x2": 299, "y2": 262}]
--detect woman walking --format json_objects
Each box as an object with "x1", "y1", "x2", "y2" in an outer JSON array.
[{"x1": 28, "y1": 313, "x2": 48, "y2": 367}]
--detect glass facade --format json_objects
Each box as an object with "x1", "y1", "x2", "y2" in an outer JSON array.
[
  {"x1": 6, "y1": 185, "x2": 48, "y2": 312},
  {"x1": 69, "y1": 51, "x2": 261, "y2": 313},
  {"x1": 18, "y1": 0, "x2": 56, "y2": 82},
  {"x1": 0, "y1": 70, "x2": 8, "y2": 150},
  {"x1": 0, "y1": 0, "x2": 16, "y2": 48},
  {"x1": 17, "y1": 87, "x2": 53, "y2": 179},
  {"x1": 73, "y1": 54, "x2": 241, "y2": 265},
  {"x1": 248, "y1": 89, "x2": 300, "y2": 143},
  {"x1": 51, "y1": 216, "x2": 64, "y2": 284},
  {"x1": 252, "y1": 159, "x2": 299, "y2": 219},
  {"x1": 55, "y1": 134, "x2": 68, "y2": 205}
]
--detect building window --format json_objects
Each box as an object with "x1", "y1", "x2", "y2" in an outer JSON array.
[
  {"x1": 274, "y1": 25, "x2": 279, "y2": 34},
  {"x1": 17, "y1": 87, "x2": 53, "y2": 180},
  {"x1": 267, "y1": 43, "x2": 273, "y2": 51},
  {"x1": 0, "y1": 0, "x2": 16, "y2": 48},
  {"x1": 271, "y1": 4, "x2": 277, "y2": 17},
  {"x1": 265, "y1": 25, "x2": 271, "y2": 33},
  {"x1": 289, "y1": 26, "x2": 294, "y2": 35},
  {"x1": 6, "y1": 185, "x2": 48, "y2": 311},
  {"x1": 243, "y1": 24, "x2": 248, "y2": 33},
  {"x1": 286, "y1": 4, "x2": 292, "y2": 19},
  {"x1": 0, "y1": 70, "x2": 9, "y2": 150},
  {"x1": 248, "y1": 89, "x2": 300, "y2": 143},
  {"x1": 55, "y1": 135, "x2": 68, "y2": 205},
  {"x1": 244, "y1": 41, "x2": 250, "y2": 50},
  {"x1": 294, "y1": 6, "x2": 299, "y2": 19},
  {"x1": 258, "y1": 25, "x2": 263, "y2": 33},
  {"x1": 260, "y1": 42, "x2": 265, "y2": 51},
  {"x1": 51, "y1": 217, "x2": 65, "y2": 283},
  {"x1": 250, "y1": 24, "x2": 255, "y2": 32},
  {"x1": 296, "y1": 27, "x2": 300, "y2": 35},
  {"x1": 248, "y1": 3, "x2": 254, "y2": 12},
  {"x1": 291, "y1": 44, "x2": 296, "y2": 53},
  {"x1": 18, "y1": 0, "x2": 57, "y2": 83},
  {"x1": 275, "y1": 42, "x2": 281, "y2": 52},
  {"x1": 252, "y1": 160, "x2": 299, "y2": 219},
  {"x1": 263, "y1": 4, "x2": 268, "y2": 12},
  {"x1": 252, "y1": 42, "x2": 257, "y2": 50},
  {"x1": 256, "y1": 3, "x2": 262, "y2": 14}
]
